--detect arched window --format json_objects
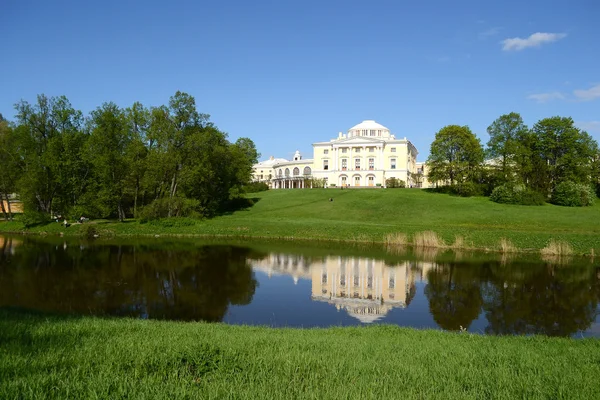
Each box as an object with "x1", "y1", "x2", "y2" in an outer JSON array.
[
  {"x1": 278, "y1": 169, "x2": 282, "y2": 177},
  {"x1": 303, "y1": 166, "x2": 311, "y2": 175},
  {"x1": 293, "y1": 167, "x2": 300, "y2": 176},
  {"x1": 285, "y1": 168, "x2": 290, "y2": 177}
]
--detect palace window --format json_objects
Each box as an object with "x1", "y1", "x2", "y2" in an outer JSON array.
[
  {"x1": 354, "y1": 176, "x2": 360, "y2": 186},
  {"x1": 278, "y1": 169, "x2": 282, "y2": 177},
  {"x1": 322, "y1": 273, "x2": 327, "y2": 284},
  {"x1": 391, "y1": 147, "x2": 396, "y2": 152},
  {"x1": 355, "y1": 159, "x2": 360, "y2": 170},
  {"x1": 324, "y1": 149, "x2": 329, "y2": 154},
  {"x1": 323, "y1": 160, "x2": 329, "y2": 170},
  {"x1": 303, "y1": 166, "x2": 311, "y2": 175},
  {"x1": 285, "y1": 168, "x2": 290, "y2": 177},
  {"x1": 341, "y1": 159, "x2": 347, "y2": 170},
  {"x1": 369, "y1": 147, "x2": 374, "y2": 152},
  {"x1": 293, "y1": 167, "x2": 300, "y2": 176},
  {"x1": 355, "y1": 148, "x2": 360, "y2": 153},
  {"x1": 370, "y1": 130, "x2": 375, "y2": 136},
  {"x1": 341, "y1": 148, "x2": 347, "y2": 154},
  {"x1": 362, "y1": 129, "x2": 367, "y2": 136},
  {"x1": 391, "y1": 159, "x2": 396, "y2": 169},
  {"x1": 377, "y1": 130, "x2": 381, "y2": 136},
  {"x1": 368, "y1": 158, "x2": 374, "y2": 170},
  {"x1": 341, "y1": 176, "x2": 347, "y2": 186}
]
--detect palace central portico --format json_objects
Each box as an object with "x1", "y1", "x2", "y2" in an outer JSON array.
[{"x1": 253, "y1": 120, "x2": 428, "y2": 188}]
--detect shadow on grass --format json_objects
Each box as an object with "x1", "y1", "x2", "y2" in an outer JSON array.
[{"x1": 217, "y1": 197, "x2": 261, "y2": 216}]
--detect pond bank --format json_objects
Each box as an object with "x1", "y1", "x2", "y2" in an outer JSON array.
[
  {"x1": 1, "y1": 189, "x2": 599, "y2": 256},
  {"x1": 1, "y1": 309, "x2": 598, "y2": 398}
]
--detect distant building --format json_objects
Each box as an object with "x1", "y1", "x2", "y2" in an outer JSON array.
[{"x1": 253, "y1": 120, "x2": 432, "y2": 188}]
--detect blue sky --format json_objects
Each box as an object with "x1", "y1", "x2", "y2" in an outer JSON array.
[{"x1": 2, "y1": 0, "x2": 599, "y2": 161}]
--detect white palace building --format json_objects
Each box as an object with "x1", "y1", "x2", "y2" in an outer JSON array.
[{"x1": 252, "y1": 120, "x2": 430, "y2": 189}]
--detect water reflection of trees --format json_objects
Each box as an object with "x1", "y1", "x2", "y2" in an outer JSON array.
[
  {"x1": 424, "y1": 262, "x2": 600, "y2": 336},
  {"x1": 481, "y1": 263, "x2": 600, "y2": 336},
  {"x1": 0, "y1": 239, "x2": 261, "y2": 321},
  {"x1": 424, "y1": 263, "x2": 484, "y2": 331}
]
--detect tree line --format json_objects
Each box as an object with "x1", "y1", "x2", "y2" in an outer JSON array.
[
  {"x1": 427, "y1": 113, "x2": 600, "y2": 205},
  {"x1": 0, "y1": 92, "x2": 259, "y2": 222}
]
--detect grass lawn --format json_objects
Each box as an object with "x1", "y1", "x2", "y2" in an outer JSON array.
[
  {"x1": 1, "y1": 189, "x2": 599, "y2": 255},
  {"x1": 1, "y1": 309, "x2": 599, "y2": 399}
]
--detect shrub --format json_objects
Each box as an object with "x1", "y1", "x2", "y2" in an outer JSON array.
[
  {"x1": 385, "y1": 178, "x2": 406, "y2": 188},
  {"x1": 243, "y1": 181, "x2": 269, "y2": 193},
  {"x1": 490, "y1": 184, "x2": 545, "y2": 206},
  {"x1": 21, "y1": 211, "x2": 51, "y2": 228},
  {"x1": 551, "y1": 181, "x2": 595, "y2": 207},
  {"x1": 454, "y1": 182, "x2": 484, "y2": 197},
  {"x1": 138, "y1": 197, "x2": 202, "y2": 221}
]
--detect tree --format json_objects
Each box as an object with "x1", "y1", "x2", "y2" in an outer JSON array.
[
  {"x1": 427, "y1": 125, "x2": 484, "y2": 186},
  {"x1": 124, "y1": 102, "x2": 150, "y2": 217},
  {"x1": 13, "y1": 95, "x2": 86, "y2": 216},
  {"x1": 85, "y1": 102, "x2": 132, "y2": 220},
  {"x1": 486, "y1": 112, "x2": 529, "y2": 184},
  {"x1": 0, "y1": 117, "x2": 22, "y2": 220},
  {"x1": 530, "y1": 117, "x2": 598, "y2": 194}
]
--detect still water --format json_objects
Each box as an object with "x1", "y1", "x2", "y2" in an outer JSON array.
[{"x1": 1, "y1": 235, "x2": 599, "y2": 337}]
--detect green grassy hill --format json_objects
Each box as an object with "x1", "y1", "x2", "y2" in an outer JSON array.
[{"x1": 2, "y1": 189, "x2": 599, "y2": 254}]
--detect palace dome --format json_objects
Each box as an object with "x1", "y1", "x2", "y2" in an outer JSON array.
[{"x1": 349, "y1": 120, "x2": 389, "y2": 131}]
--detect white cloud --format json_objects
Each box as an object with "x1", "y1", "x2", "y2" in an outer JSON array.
[
  {"x1": 501, "y1": 32, "x2": 567, "y2": 51},
  {"x1": 527, "y1": 92, "x2": 565, "y2": 103},
  {"x1": 573, "y1": 83, "x2": 600, "y2": 101},
  {"x1": 576, "y1": 121, "x2": 600, "y2": 133}
]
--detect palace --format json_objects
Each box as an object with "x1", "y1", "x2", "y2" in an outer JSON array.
[{"x1": 252, "y1": 120, "x2": 431, "y2": 188}]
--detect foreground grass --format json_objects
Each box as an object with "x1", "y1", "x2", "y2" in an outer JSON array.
[
  {"x1": 1, "y1": 189, "x2": 600, "y2": 255},
  {"x1": 1, "y1": 310, "x2": 599, "y2": 399}
]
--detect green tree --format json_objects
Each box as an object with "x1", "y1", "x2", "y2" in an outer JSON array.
[
  {"x1": 530, "y1": 117, "x2": 598, "y2": 194},
  {"x1": 13, "y1": 95, "x2": 86, "y2": 216},
  {"x1": 486, "y1": 112, "x2": 528, "y2": 184},
  {"x1": 85, "y1": 102, "x2": 132, "y2": 220},
  {"x1": 124, "y1": 102, "x2": 150, "y2": 217},
  {"x1": 427, "y1": 125, "x2": 484, "y2": 186},
  {"x1": 0, "y1": 117, "x2": 22, "y2": 220}
]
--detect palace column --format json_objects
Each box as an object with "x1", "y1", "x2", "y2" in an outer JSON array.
[{"x1": 333, "y1": 147, "x2": 336, "y2": 171}]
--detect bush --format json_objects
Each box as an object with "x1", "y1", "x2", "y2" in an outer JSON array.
[
  {"x1": 454, "y1": 182, "x2": 484, "y2": 197},
  {"x1": 385, "y1": 178, "x2": 406, "y2": 188},
  {"x1": 426, "y1": 183, "x2": 483, "y2": 197},
  {"x1": 551, "y1": 181, "x2": 596, "y2": 207},
  {"x1": 138, "y1": 197, "x2": 202, "y2": 221},
  {"x1": 21, "y1": 211, "x2": 51, "y2": 227},
  {"x1": 243, "y1": 181, "x2": 269, "y2": 193},
  {"x1": 490, "y1": 184, "x2": 546, "y2": 206}
]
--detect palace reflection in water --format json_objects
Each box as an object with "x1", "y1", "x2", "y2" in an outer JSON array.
[
  {"x1": 254, "y1": 254, "x2": 430, "y2": 323},
  {"x1": 1, "y1": 235, "x2": 599, "y2": 337}
]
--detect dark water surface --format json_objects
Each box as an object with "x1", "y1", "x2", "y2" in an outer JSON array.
[{"x1": 1, "y1": 235, "x2": 599, "y2": 337}]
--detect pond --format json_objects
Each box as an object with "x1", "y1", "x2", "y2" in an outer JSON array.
[{"x1": 1, "y1": 235, "x2": 599, "y2": 337}]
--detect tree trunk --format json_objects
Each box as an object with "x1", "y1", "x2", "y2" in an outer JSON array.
[
  {"x1": 0, "y1": 193, "x2": 7, "y2": 221},
  {"x1": 5, "y1": 193, "x2": 12, "y2": 220},
  {"x1": 133, "y1": 178, "x2": 139, "y2": 218}
]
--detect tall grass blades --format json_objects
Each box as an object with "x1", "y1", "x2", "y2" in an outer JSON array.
[
  {"x1": 498, "y1": 238, "x2": 517, "y2": 253},
  {"x1": 413, "y1": 231, "x2": 445, "y2": 248},
  {"x1": 385, "y1": 232, "x2": 408, "y2": 246},
  {"x1": 540, "y1": 239, "x2": 573, "y2": 256}
]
